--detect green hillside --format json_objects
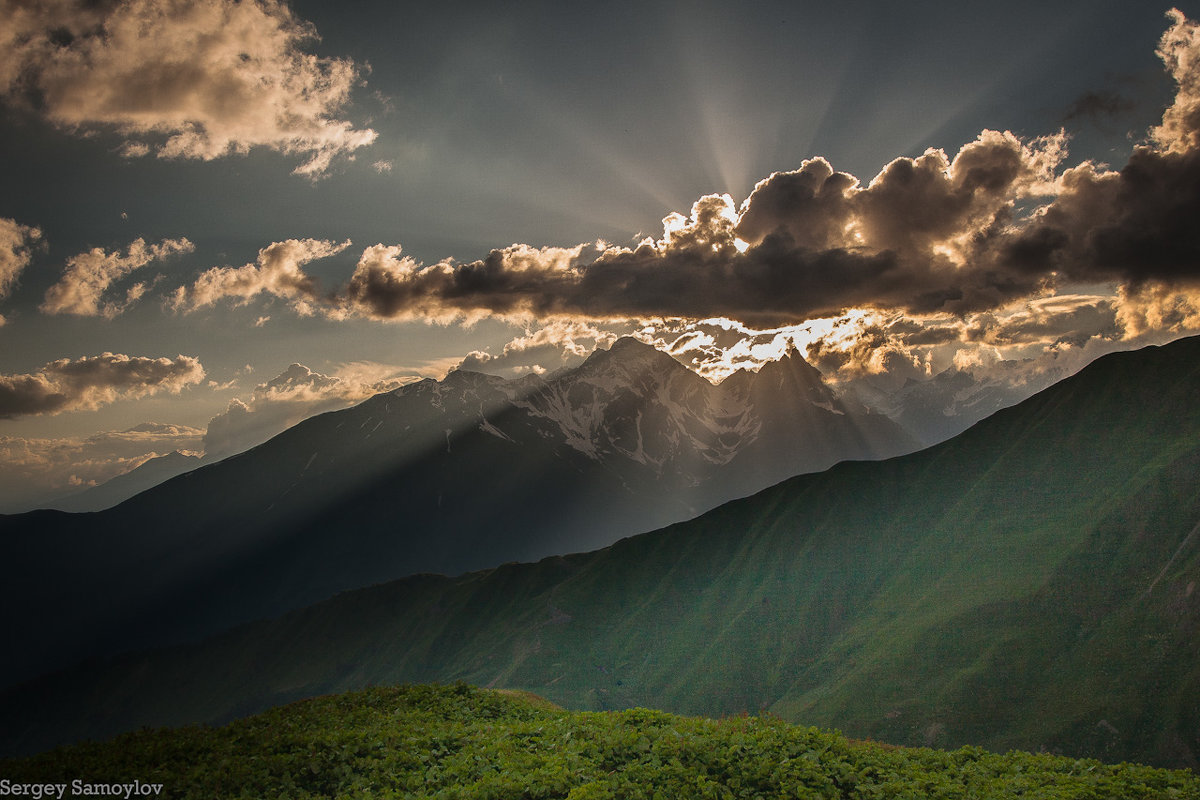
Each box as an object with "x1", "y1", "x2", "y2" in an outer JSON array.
[
  {"x1": 4, "y1": 683, "x2": 1197, "y2": 799},
  {"x1": 5, "y1": 338, "x2": 1200, "y2": 767}
]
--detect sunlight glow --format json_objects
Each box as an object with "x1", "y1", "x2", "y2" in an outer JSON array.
[{"x1": 656, "y1": 311, "x2": 883, "y2": 383}]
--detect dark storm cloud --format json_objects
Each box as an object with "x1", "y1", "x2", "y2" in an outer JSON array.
[
  {"x1": 0, "y1": 353, "x2": 205, "y2": 418},
  {"x1": 589, "y1": 235, "x2": 903, "y2": 323},
  {"x1": 343, "y1": 228, "x2": 903, "y2": 325},
  {"x1": 990, "y1": 146, "x2": 1200, "y2": 288}
]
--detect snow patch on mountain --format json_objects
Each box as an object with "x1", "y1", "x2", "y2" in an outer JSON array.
[{"x1": 478, "y1": 415, "x2": 514, "y2": 443}]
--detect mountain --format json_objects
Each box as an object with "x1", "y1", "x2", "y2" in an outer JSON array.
[
  {"x1": 50, "y1": 450, "x2": 202, "y2": 513},
  {"x1": 0, "y1": 338, "x2": 914, "y2": 688},
  {"x1": 843, "y1": 362, "x2": 1069, "y2": 446},
  {"x1": 5, "y1": 336, "x2": 1197, "y2": 767}
]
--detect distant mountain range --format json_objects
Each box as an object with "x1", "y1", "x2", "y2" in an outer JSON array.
[
  {"x1": 843, "y1": 361, "x2": 1068, "y2": 446},
  {"x1": 6, "y1": 336, "x2": 1196, "y2": 767},
  {"x1": 0, "y1": 337, "x2": 914, "y2": 688},
  {"x1": 51, "y1": 450, "x2": 202, "y2": 513}
]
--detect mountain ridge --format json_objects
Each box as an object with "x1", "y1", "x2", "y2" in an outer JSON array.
[
  {"x1": 0, "y1": 337, "x2": 914, "y2": 688},
  {"x1": 4, "y1": 336, "x2": 1199, "y2": 766}
]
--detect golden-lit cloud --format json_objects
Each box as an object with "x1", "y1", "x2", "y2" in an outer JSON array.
[
  {"x1": 456, "y1": 321, "x2": 621, "y2": 377},
  {"x1": 1114, "y1": 283, "x2": 1200, "y2": 337},
  {"x1": 42, "y1": 237, "x2": 193, "y2": 318},
  {"x1": 189, "y1": 124, "x2": 1078, "y2": 327},
  {"x1": 341, "y1": 241, "x2": 603, "y2": 324},
  {"x1": 620, "y1": 290, "x2": 1143, "y2": 390},
  {"x1": 202, "y1": 361, "x2": 418, "y2": 460},
  {"x1": 0, "y1": 217, "x2": 42, "y2": 307},
  {"x1": 0, "y1": 0, "x2": 376, "y2": 176},
  {"x1": 0, "y1": 353, "x2": 205, "y2": 418},
  {"x1": 173, "y1": 238, "x2": 349, "y2": 314},
  {"x1": 1151, "y1": 8, "x2": 1200, "y2": 154}
]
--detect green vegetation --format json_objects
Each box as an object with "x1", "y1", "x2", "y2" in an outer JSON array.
[{"x1": 4, "y1": 684, "x2": 1197, "y2": 799}]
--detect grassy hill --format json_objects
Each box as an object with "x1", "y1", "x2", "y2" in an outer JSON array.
[
  {"x1": 5, "y1": 337, "x2": 1200, "y2": 767},
  {"x1": 3, "y1": 683, "x2": 1196, "y2": 799}
]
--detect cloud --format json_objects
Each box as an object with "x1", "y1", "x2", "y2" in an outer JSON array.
[
  {"x1": 0, "y1": 0, "x2": 376, "y2": 176},
  {"x1": 616, "y1": 287, "x2": 1155, "y2": 391},
  {"x1": 989, "y1": 150, "x2": 1200, "y2": 291},
  {"x1": 202, "y1": 361, "x2": 417, "y2": 460},
  {"x1": 319, "y1": 12, "x2": 1191, "y2": 328},
  {"x1": 1152, "y1": 8, "x2": 1200, "y2": 155},
  {"x1": 0, "y1": 353, "x2": 205, "y2": 418},
  {"x1": 313, "y1": 129, "x2": 1066, "y2": 326},
  {"x1": 160, "y1": 9, "x2": 1200, "y2": 361},
  {"x1": 1113, "y1": 283, "x2": 1200, "y2": 337},
  {"x1": 963, "y1": 295, "x2": 1122, "y2": 348},
  {"x1": 0, "y1": 422, "x2": 204, "y2": 511},
  {"x1": 173, "y1": 238, "x2": 349, "y2": 314},
  {"x1": 340, "y1": 241, "x2": 603, "y2": 324},
  {"x1": 0, "y1": 217, "x2": 42, "y2": 305},
  {"x1": 42, "y1": 237, "x2": 193, "y2": 317},
  {"x1": 1063, "y1": 90, "x2": 1135, "y2": 125},
  {"x1": 986, "y1": 11, "x2": 1200, "y2": 292},
  {"x1": 457, "y1": 322, "x2": 621, "y2": 377},
  {"x1": 732, "y1": 158, "x2": 856, "y2": 251},
  {"x1": 799, "y1": 295, "x2": 1127, "y2": 382}
]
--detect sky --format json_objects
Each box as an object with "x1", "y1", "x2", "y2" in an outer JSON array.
[{"x1": 2, "y1": 0, "x2": 1200, "y2": 509}]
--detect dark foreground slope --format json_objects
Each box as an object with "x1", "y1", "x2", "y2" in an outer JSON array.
[
  {"x1": 5, "y1": 337, "x2": 1200, "y2": 767},
  {"x1": 4, "y1": 684, "x2": 1196, "y2": 800}
]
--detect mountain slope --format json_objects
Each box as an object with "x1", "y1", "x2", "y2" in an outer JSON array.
[
  {"x1": 0, "y1": 339, "x2": 914, "y2": 688},
  {"x1": 5, "y1": 336, "x2": 1200, "y2": 767},
  {"x1": 5, "y1": 684, "x2": 1196, "y2": 799}
]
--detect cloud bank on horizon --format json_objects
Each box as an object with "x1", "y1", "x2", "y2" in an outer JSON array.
[
  {"x1": 2, "y1": 4, "x2": 1200, "y2": 504},
  {"x1": 0, "y1": 421, "x2": 204, "y2": 510}
]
